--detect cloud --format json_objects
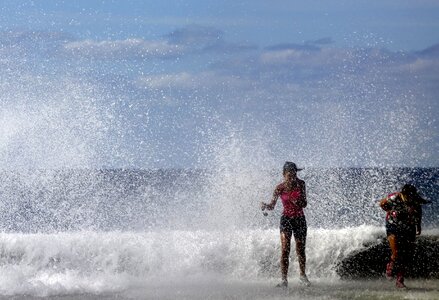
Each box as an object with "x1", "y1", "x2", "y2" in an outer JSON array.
[
  {"x1": 136, "y1": 71, "x2": 252, "y2": 91},
  {"x1": 305, "y1": 37, "x2": 334, "y2": 46},
  {"x1": 261, "y1": 43, "x2": 398, "y2": 67},
  {"x1": 62, "y1": 25, "x2": 256, "y2": 61},
  {"x1": 218, "y1": 42, "x2": 436, "y2": 88},
  {"x1": 0, "y1": 26, "x2": 255, "y2": 62},
  {"x1": 259, "y1": 48, "x2": 318, "y2": 65},
  {"x1": 265, "y1": 43, "x2": 320, "y2": 52},
  {"x1": 165, "y1": 25, "x2": 257, "y2": 53},
  {"x1": 397, "y1": 57, "x2": 439, "y2": 73},
  {"x1": 63, "y1": 38, "x2": 183, "y2": 60},
  {"x1": 166, "y1": 25, "x2": 223, "y2": 46}
]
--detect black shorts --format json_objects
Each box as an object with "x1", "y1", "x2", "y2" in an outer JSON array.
[
  {"x1": 280, "y1": 215, "x2": 307, "y2": 240},
  {"x1": 385, "y1": 222, "x2": 416, "y2": 242}
]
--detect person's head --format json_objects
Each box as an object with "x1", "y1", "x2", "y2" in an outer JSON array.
[
  {"x1": 401, "y1": 184, "x2": 418, "y2": 197},
  {"x1": 282, "y1": 161, "x2": 303, "y2": 180},
  {"x1": 401, "y1": 183, "x2": 430, "y2": 204}
]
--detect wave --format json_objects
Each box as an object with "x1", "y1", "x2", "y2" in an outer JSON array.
[{"x1": 0, "y1": 225, "x2": 411, "y2": 296}]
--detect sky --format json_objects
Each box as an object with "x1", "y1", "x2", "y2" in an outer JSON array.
[{"x1": 0, "y1": 0, "x2": 438, "y2": 169}]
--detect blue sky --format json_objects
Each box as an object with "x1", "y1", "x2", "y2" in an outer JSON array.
[
  {"x1": 2, "y1": 1, "x2": 439, "y2": 50},
  {"x1": 0, "y1": 1, "x2": 438, "y2": 168}
]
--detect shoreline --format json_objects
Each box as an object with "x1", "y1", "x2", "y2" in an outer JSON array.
[{"x1": 1, "y1": 278, "x2": 438, "y2": 300}]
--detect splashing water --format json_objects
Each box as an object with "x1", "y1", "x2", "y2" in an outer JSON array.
[{"x1": 0, "y1": 34, "x2": 438, "y2": 298}]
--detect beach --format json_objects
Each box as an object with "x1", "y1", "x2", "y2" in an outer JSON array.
[{"x1": 2, "y1": 278, "x2": 438, "y2": 300}]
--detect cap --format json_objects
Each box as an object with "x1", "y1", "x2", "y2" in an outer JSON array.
[{"x1": 283, "y1": 161, "x2": 303, "y2": 173}]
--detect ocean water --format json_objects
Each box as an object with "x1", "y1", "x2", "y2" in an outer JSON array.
[{"x1": 0, "y1": 168, "x2": 438, "y2": 299}]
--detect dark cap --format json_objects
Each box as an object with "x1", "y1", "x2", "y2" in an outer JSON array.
[{"x1": 283, "y1": 161, "x2": 303, "y2": 173}]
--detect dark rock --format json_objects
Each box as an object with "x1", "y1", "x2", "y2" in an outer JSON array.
[{"x1": 336, "y1": 235, "x2": 439, "y2": 279}]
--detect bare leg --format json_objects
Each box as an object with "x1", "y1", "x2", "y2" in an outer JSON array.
[
  {"x1": 295, "y1": 237, "x2": 306, "y2": 276},
  {"x1": 386, "y1": 234, "x2": 399, "y2": 280},
  {"x1": 388, "y1": 234, "x2": 398, "y2": 262},
  {"x1": 280, "y1": 231, "x2": 292, "y2": 282}
]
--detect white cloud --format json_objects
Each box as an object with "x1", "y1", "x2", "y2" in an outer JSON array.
[
  {"x1": 136, "y1": 71, "x2": 251, "y2": 90},
  {"x1": 62, "y1": 25, "x2": 255, "y2": 61},
  {"x1": 398, "y1": 57, "x2": 439, "y2": 72},
  {"x1": 259, "y1": 49, "x2": 306, "y2": 64},
  {"x1": 64, "y1": 38, "x2": 184, "y2": 59},
  {"x1": 259, "y1": 46, "x2": 393, "y2": 69}
]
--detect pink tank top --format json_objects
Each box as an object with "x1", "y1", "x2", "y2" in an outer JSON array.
[{"x1": 277, "y1": 182, "x2": 305, "y2": 218}]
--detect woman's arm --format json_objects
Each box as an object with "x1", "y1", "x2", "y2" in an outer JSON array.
[
  {"x1": 261, "y1": 186, "x2": 281, "y2": 211},
  {"x1": 379, "y1": 197, "x2": 390, "y2": 211},
  {"x1": 297, "y1": 181, "x2": 307, "y2": 208}
]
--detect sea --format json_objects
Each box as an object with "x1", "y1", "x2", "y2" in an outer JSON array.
[{"x1": 0, "y1": 167, "x2": 438, "y2": 299}]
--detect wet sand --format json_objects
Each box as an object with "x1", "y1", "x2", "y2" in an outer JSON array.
[{"x1": 2, "y1": 278, "x2": 438, "y2": 300}]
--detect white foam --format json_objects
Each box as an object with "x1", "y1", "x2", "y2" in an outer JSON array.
[{"x1": 0, "y1": 226, "x2": 387, "y2": 296}]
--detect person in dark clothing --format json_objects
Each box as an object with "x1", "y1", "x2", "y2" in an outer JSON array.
[{"x1": 379, "y1": 184, "x2": 429, "y2": 288}]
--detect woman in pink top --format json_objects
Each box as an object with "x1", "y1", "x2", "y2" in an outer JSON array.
[{"x1": 261, "y1": 162, "x2": 310, "y2": 287}]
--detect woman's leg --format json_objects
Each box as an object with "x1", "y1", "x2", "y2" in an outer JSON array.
[
  {"x1": 395, "y1": 229, "x2": 416, "y2": 288},
  {"x1": 295, "y1": 237, "x2": 306, "y2": 276},
  {"x1": 395, "y1": 236, "x2": 407, "y2": 287},
  {"x1": 388, "y1": 234, "x2": 398, "y2": 262},
  {"x1": 280, "y1": 231, "x2": 292, "y2": 282},
  {"x1": 386, "y1": 234, "x2": 398, "y2": 279}
]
